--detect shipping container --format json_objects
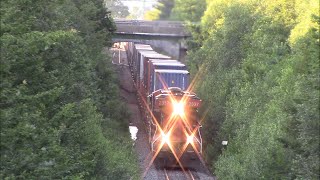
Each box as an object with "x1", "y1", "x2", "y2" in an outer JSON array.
[
  {"x1": 125, "y1": 42, "x2": 134, "y2": 66},
  {"x1": 148, "y1": 62, "x2": 187, "y2": 94},
  {"x1": 132, "y1": 44, "x2": 153, "y2": 76},
  {"x1": 149, "y1": 59, "x2": 180, "y2": 63},
  {"x1": 136, "y1": 51, "x2": 160, "y2": 86},
  {"x1": 152, "y1": 62, "x2": 186, "y2": 70},
  {"x1": 152, "y1": 69, "x2": 190, "y2": 93},
  {"x1": 132, "y1": 44, "x2": 153, "y2": 71},
  {"x1": 133, "y1": 50, "x2": 157, "y2": 85},
  {"x1": 148, "y1": 60, "x2": 181, "y2": 82},
  {"x1": 147, "y1": 60, "x2": 180, "y2": 95},
  {"x1": 139, "y1": 52, "x2": 171, "y2": 97}
]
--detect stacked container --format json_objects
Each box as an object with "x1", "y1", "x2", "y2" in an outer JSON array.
[
  {"x1": 152, "y1": 69, "x2": 189, "y2": 93},
  {"x1": 132, "y1": 44, "x2": 154, "y2": 83},
  {"x1": 128, "y1": 42, "x2": 191, "y2": 106},
  {"x1": 148, "y1": 62, "x2": 187, "y2": 95},
  {"x1": 137, "y1": 51, "x2": 170, "y2": 100}
]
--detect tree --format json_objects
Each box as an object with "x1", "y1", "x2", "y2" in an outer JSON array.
[
  {"x1": 105, "y1": 0, "x2": 130, "y2": 19},
  {"x1": 144, "y1": 0, "x2": 206, "y2": 21},
  {"x1": 171, "y1": 0, "x2": 206, "y2": 22},
  {"x1": 186, "y1": 0, "x2": 319, "y2": 178},
  {"x1": 1, "y1": 0, "x2": 139, "y2": 179},
  {"x1": 144, "y1": 8, "x2": 162, "y2": 20},
  {"x1": 144, "y1": 0, "x2": 174, "y2": 20}
]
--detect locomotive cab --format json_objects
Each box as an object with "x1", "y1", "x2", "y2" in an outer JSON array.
[{"x1": 150, "y1": 87, "x2": 202, "y2": 164}]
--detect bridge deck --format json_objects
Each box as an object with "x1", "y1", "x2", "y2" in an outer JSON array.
[{"x1": 114, "y1": 20, "x2": 190, "y2": 36}]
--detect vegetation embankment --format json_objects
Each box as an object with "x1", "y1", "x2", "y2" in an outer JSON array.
[
  {"x1": 1, "y1": 0, "x2": 139, "y2": 179},
  {"x1": 147, "y1": 0, "x2": 319, "y2": 178},
  {"x1": 186, "y1": 0, "x2": 319, "y2": 179}
]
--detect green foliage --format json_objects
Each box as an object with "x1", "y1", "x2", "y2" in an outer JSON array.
[
  {"x1": 144, "y1": 0, "x2": 174, "y2": 20},
  {"x1": 144, "y1": 0, "x2": 206, "y2": 22},
  {"x1": 288, "y1": 14, "x2": 320, "y2": 179},
  {"x1": 171, "y1": 0, "x2": 206, "y2": 22},
  {"x1": 1, "y1": 0, "x2": 139, "y2": 179},
  {"x1": 144, "y1": 8, "x2": 162, "y2": 21},
  {"x1": 105, "y1": 0, "x2": 130, "y2": 18},
  {"x1": 187, "y1": 0, "x2": 319, "y2": 178},
  {"x1": 155, "y1": 0, "x2": 175, "y2": 20}
]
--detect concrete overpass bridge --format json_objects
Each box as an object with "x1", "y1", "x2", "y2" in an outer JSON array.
[{"x1": 113, "y1": 20, "x2": 191, "y2": 61}]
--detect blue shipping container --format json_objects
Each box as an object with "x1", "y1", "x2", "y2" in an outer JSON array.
[
  {"x1": 149, "y1": 62, "x2": 187, "y2": 93},
  {"x1": 152, "y1": 69, "x2": 189, "y2": 92},
  {"x1": 140, "y1": 52, "x2": 171, "y2": 93},
  {"x1": 153, "y1": 63, "x2": 186, "y2": 70}
]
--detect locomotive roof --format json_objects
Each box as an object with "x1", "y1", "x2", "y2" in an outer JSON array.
[
  {"x1": 154, "y1": 88, "x2": 201, "y2": 100},
  {"x1": 154, "y1": 69, "x2": 189, "y2": 74}
]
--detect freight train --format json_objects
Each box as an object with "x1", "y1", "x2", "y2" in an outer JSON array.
[{"x1": 125, "y1": 43, "x2": 203, "y2": 166}]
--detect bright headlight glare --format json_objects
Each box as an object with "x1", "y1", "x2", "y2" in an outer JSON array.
[
  {"x1": 173, "y1": 102, "x2": 184, "y2": 116},
  {"x1": 187, "y1": 135, "x2": 193, "y2": 144},
  {"x1": 162, "y1": 133, "x2": 170, "y2": 144}
]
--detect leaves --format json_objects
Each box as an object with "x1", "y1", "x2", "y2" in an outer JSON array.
[
  {"x1": 1, "y1": 0, "x2": 139, "y2": 179},
  {"x1": 171, "y1": 0, "x2": 206, "y2": 22},
  {"x1": 144, "y1": 0, "x2": 206, "y2": 21},
  {"x1": 187, "y1": 0, "x2": 319, "y2": 178}
]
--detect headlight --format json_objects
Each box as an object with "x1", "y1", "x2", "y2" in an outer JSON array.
[
  {"x1": 173, "y1": 102, "x2": 184, "y2": 116},
  {"x1": 162, "y1": 133, "x2": 170, "y2": 144},
  {"x1": 187, "y1": 135, "x2": 194, "y2": 144}
]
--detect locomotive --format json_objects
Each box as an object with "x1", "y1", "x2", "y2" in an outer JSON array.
[{"x1": 125, "y1": 42, "x2": 203, "y2": 166}]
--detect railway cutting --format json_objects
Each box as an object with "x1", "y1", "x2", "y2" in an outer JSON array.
[{"x1": 109, "y1": 43, "x2": 215, "y2": 180}]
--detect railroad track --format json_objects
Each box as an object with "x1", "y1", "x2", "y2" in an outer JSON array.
[
  {"x1": 110, "y1": 47, "x2": 216, "y2": 180},
  {"x1": 187, "y1": 169, "x2": 197, "y2": 180},
  {"x1": 161, "y1": 168, "x2": 200, "y2": 180}
]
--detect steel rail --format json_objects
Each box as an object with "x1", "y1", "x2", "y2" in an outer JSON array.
[
  {"x1": 164, "y1": 168, "x2": 170, "y2": 180},
  {"x1": 188, "y1": 169, "x2": 196, "y2": 180}
]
